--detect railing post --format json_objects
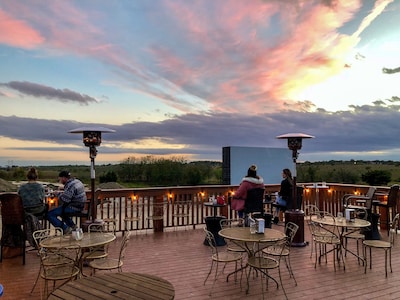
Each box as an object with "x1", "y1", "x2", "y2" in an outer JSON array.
[{"x1": 153, "y1": 195, "x2": 164, "y2": 232}]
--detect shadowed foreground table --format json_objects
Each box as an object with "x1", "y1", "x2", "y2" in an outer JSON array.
[{"x1": 48, "y1": 272, "x2": 175, "y2": 300}]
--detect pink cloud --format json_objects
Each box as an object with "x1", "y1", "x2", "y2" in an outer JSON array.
[
  {"x1": 160, "y1": 1, "x2": 365, "y2": 113},
  {"x1": 0, "y1": 9, "x2": 44, "y2": 48}
]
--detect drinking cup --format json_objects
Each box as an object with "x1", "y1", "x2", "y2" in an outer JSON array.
[
  {"x1": 75, "y1": 228, "x2": 83, "y2": 241},
  {"x1": 337, "y1": 212, "x2": 343, "y2": 222},
  {"x1": 250, "y1": 223, "x2": 257, "y2": 234}
]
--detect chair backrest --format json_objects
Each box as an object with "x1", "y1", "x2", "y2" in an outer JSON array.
[
  {"x1": 173, "y1": 199, "x2": 192, "y2": 216},
  {"x1": 364, "y1": 187, "x2": 377, "y2": 210},
  {"x1": 118, "y1": 230, "x2": 131, "y2": 264},
  {"x1": 386, "y1": 185, "x2": 399, "y2": 207},
  {"x1": 366, "y1": 187, "x2": 377, "y2": 198},
  {"x1": 204, "y1": 228, "x2": 218, "y2": 256},
  {"x1": 125, "y1": 200, "x2": 142, "y2": 219},
  {"x1": 88, "y1": 220, "x2": 116, "y2": 234},
  {"x1": 0, "y1": 193, "x2": 25, "y2": 225},
  {"x1": 304, "y1": 205, "x2": 320, "y2": 216},
  {"x1": 244, "y1": 188, "x2": 265, "y2": 214},
  {"x1": 32, "y1": 228, "x2": 63, "y2": 249},
  {"x1": 285, "y1": 222, "x2": 299, "y2": 245},
  {"x1": 389, "y1": 213, "x2": 400, "y2": 245},
  {"x1": 148, "y1": 200, "x2": 167, "y2": 219},
  {"x1": 39, "y1": 245, "x2": 81, "y2": 278},
  {"x1": 220, "y1": 218, "x2": 244, "y2": 228}
]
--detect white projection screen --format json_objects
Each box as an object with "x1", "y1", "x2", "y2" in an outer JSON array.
[{"x1": 222, "y1": 146, "x2": 293, "y2": 185}]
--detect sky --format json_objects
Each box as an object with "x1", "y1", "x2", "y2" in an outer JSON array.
[{"x1": 1, "y1": 0, "x2": 400, "y2": 167}]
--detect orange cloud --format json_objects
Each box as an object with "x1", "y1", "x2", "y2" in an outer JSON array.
[{"x1": 0, "y1": 9, "x2": 44, "y2": 48}]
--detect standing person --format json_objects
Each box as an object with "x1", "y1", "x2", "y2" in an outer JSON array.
[
  {"x1": 18, "y1": 167, "x2": 47, "y2": 217},
  {"x1": 273, "y1": 168, "x2": 293, "y2": 224},
  {"x1": 232, "y1": 164, "x2": 264, "y2": 219},
  {"x1": 47, "y1": 170, "x2": 87, "y2": 234}
]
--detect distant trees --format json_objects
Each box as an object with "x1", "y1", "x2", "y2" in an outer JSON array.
[
  {"x1": 99, "y1": 171, "x2": 118, "y2": 183},
  {"x1": 361, "y1": 170, "x2": 391, "y2": 186},
  {"x1": 1, "y1": 159, "x2": 399, "y2": 187},
  {"x1": 112, "y1": 156, "x2": 222, "y2": 186}
]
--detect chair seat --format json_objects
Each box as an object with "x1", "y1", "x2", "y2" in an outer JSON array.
[
  {"x1": 374, "y1": 201, "x2": 388, "y2": 206},
  {"x1": 147, "y1": 216, "x2": 164, "y2": 221},
  {"x1": 227, "y1": 243, "x2": 246, "y2": 253},
  {"x1": 173, "y1": 213, "x2": 190, "y2": 218},
  {"x1": 42, "y1": 254, "x2": 71, "y2": 266},
  {"x1": 314, "y1": 234, "x2": 340, "y2": 244},
  {"x1": 343, "y1": 232, "x2": 365, "y2": 239},
  {"x1": 263, "y1": 246, "x2": 289, "y2": 257},
  {"x1": 89, "y1": 258, "x2": 123, "y2": 270},
  {"x1": 212, "y1": 252, "x2": 242, "y2": 263},
  {"x1": 41, "y1": 264, "x2": 80, "y2": 281},
  {"x1": 363, "y1": 240, "x2": 390, "y2": 249},
  {"x1": 124, "y1": 217, "x2": 140, "y2": 222},
  {"x1": 84, "y1": 250, "x2": 108, "y2": 260},
  {"x1": 247, "y1": 256, "x2": 279, "y2": 269}
]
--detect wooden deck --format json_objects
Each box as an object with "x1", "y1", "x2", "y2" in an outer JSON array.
[{"x1": 1, "y1": 222, "x2": 399, "y2": 300}]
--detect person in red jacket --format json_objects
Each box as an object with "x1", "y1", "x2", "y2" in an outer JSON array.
[{"x1": 232, "y1": 164, "x2": 264, "y2": 219}]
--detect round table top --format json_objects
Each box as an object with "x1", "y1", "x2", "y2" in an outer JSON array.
[
  {"x1": 40, "y1": 232, "x2": 116, "y2": 249},
  {"x1": 219, "y1": 227, "x2": 286, "y2": 243},
  {"x1": 311, "y1": 215, "x2": 371, "y2": 228},
  {"x1": 48, "y1": 272, "x2": 175, "y2": 300}
]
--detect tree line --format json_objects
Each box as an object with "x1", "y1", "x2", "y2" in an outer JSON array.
[{"x1": 1, "y1": 158, "x2": 399, "y2": 187}]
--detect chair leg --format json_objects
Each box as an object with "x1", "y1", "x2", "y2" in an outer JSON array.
[
  {"x1": 385, "y1": 249, "x2": 388, "y2": 277},
  {"x1": 369, "y1": 247, "x2": 372, "y2": 270},
  {"x1": 285, "y1": 256, "x2": 297, "y2": 285},
  {"x1": 30, "y1": 265, "x2": 42, "y2": 294},
  {"x1": 203, "y1": 261, "x2": 213, "y2": 285},
  {"x1": 387, "y1": 209, "x2": 390, "y2": 236},
  {"x1": 363, "y1": 245, "x2": 367, "y2": 274}
]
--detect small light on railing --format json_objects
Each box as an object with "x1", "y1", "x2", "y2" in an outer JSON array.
[
  {"x1": 48, "y1": 196, "x2": 55, "y2": 205},
  {"x1": 131, "y1": 195, "x2": 137, "y2": 201}
]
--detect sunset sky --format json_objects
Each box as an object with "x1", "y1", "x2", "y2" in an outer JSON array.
[{"x1": 1, "y1": 0, "x2": 400, "y2": 167}]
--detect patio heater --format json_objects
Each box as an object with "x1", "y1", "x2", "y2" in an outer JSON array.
[
  {"x1": 276, "y1": 132, "x2": 314, "y2": 246},
  {"x1": 69, "y1": 127, "x2": 115, "y2": 222}
]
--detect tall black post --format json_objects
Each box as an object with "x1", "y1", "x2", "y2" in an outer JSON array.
[
  {"x1": 89, "y1": 145, "x2": 97, "y2": 221},
  {"x1": 292, "y1": 149, "x2": 297, "y2": 209}
]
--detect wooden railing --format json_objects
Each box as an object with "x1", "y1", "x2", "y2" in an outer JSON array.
[{"x1": 47, "y1": 183, "x2": 390, "y2": 233}]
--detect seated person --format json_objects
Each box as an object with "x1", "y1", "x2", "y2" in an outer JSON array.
[
  {"x1": 18, "y1": 167, "x2": 47, "y2": 217},
  {"x1": 232, "y1": 164, "x2": 264, "y2": 220},
  {"x1": 47, "y1": 171, "x2": 87, "y2": 234},
  {"x1": 273, "y1": 168, "x2": 293, "y2": 224}
]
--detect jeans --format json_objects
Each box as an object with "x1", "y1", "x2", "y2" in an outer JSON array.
[
  {"x1": 47, "y1": 206, "x2": 78, "y2": 231},
  {"x1": 275, "y1": 196, "x2": 287, "y2": 216}
]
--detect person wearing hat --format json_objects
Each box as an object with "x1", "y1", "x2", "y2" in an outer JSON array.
[
  {"x1": 232, "y1": 164, "x2": 264, "y2": 219},
  {"x1": 47, "y1": 171, "x2": 87, "y2": 234}
]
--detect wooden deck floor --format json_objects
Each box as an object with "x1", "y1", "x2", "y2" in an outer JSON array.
[{"x1": 1, "y1": 222, "x2": 399, "y2": 300}]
